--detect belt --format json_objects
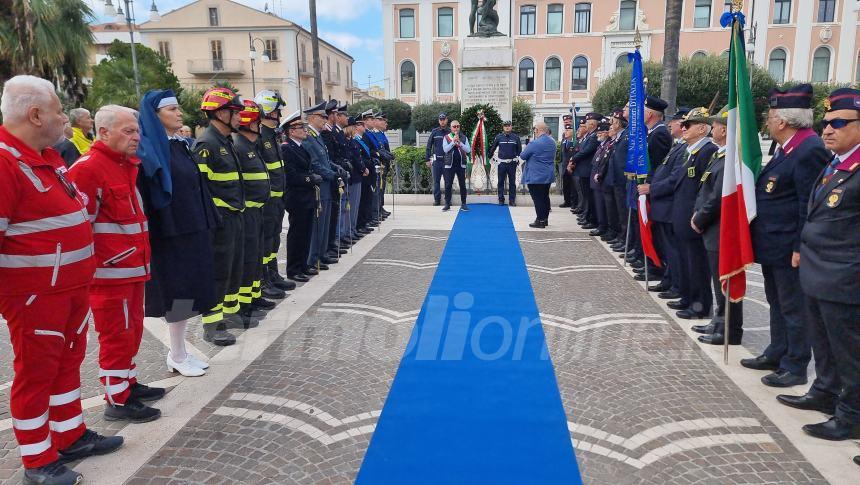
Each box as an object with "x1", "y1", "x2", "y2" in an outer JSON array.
[{"x1": 498, "y1": 158, "x2": 515, "y2": 163}]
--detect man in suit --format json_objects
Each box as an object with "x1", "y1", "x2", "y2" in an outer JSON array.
[
  {"x1": 777, "y1": 88, "x2": 860, "y2": 444},
  {"x1": 303, "y1": 101, "x2": 339, "y2": 273},
  {"x1": 641, "y1": 107, "x2": 689, "y2": 296},
  {"x1": 425, "y1": 114, "x2": 450, "y2": 206},
  {"x1": 608, "y1": 109, "x2": 630, "y2": 254},
  {"x1": 742, "y1": 85, "x2": 831, "y2": 387},
  {"x1": 573, "y1": 113, "x2": 602, "y2": 229},
  {"x1": 690, "y1": 107, "x2": 743, "y2": 344},
  {"x1": 281, "y1": 111, "x2": 321, "y2": 283},
  {"x1": 668, "y1": 108, "x2": 717, "y2": 320}
]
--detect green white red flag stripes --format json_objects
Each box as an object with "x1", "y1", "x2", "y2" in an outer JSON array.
[{"x1": 719, "y1": 9, "x2": 762, "y2": 302}]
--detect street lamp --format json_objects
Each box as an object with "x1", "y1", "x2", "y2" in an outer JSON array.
[
  {"x1": 104, "y1": 1, "x2": 161, "y2": 100},
  {"x1": 248, "y1": 33, "x2": 271, "y2": 96}
]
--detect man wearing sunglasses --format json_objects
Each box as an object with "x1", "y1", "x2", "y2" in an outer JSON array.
[{"x1": 778, "y1": 89, "x2": 860, "y2": 449}]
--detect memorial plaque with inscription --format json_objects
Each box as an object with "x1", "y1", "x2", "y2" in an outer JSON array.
[{"x1": 461, "y1": 70, "x2": 512, "y2": 122}]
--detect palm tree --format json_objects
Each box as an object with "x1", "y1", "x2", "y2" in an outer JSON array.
[
  {"x1": 660, "y1": 0, "x2": 683, "y2": 114},
  {"x1": 309, "y1": 0, "x2": 324, "y2": 103},
  {"x1": 0, "y1": 0, "x2": 95, "y2": 104}
]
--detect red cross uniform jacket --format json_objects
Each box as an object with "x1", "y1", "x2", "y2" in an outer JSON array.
[
  {"x1": 68, "y1": 141, "x2": 151, "y2": 285},
  {"x1": 0, "y1": 126, "x2": 95, "y2": 296}
]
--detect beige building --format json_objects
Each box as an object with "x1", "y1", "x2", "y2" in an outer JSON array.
[
  {"x1": 383, "y1": 0, "x2": 860, "y2": 134},
  {"x1": 88, "y1": 22, "x2": 138, "y2": 80},
  {"x1": 138, "y1": 0, "x2": 355, "y2": 111}
]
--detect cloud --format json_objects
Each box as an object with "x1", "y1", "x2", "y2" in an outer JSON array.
[{"x1": 321, "y1": 31, "x2": 383, "y2": 52}]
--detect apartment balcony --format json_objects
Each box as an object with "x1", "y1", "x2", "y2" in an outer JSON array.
[
  {"x1": 326, "y1": 74, "x2": 340, "y2": 86},
  {"x1": 299, "y1": 61, "x2": 313, "y2": 77},
  {"x1": 187, "y1": 58, "x2": 245, "y2": 76}
]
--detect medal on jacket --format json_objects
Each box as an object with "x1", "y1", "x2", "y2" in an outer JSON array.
[
  {"x1": 826, "y1": 188, "x2": 844, "y2": 208},
  {"x1": 765, "y1": 176, "x2": 777, "y2": 193},
  {"x1": 687, "y1": 166, "x2": 696, "y2": 178}
]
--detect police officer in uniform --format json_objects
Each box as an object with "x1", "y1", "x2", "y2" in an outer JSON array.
[
  {"x1": 777, "y1": 89, "x2": 860, "y2": 446},
  {"x1": 489, "y1": 120, "x2": 523, "y2": 206},
  {"x1": 668, "y1": 107, "x2": 717, "y2": 320},
  {"x1": 360, "y1": 110, "x2": 382, "y2": 226},
  {"x1": 608, "y1": 109, "x2": 630, "y2": 252},
  {"x1": 371, "y1": 112, "x2": 394, "y2": 219},
  {"x1": 233, "y1": 100, "x2": 278, "y2": 326},
  {"x1": 332, "y1": 103, "x2": 362, "y2": 247},
  {"x1": 742, "y1": 85, "x2": 830, "y2": 387},
  {"x1": 193, "y1": 87, "x2": 245, "y2": 346},
  {"x1": 281, "y1": 111, "x2": 320, "y2": 282},
  {"x1": 690, "y1": 106, "x2": 743, "y2": 344},
  {"x1": 426, "y1": 113, "x2": 450, "y2": 205},
  {"x1": 573, "y1": 113, "x2": 601, "y2": 228},
  {"x1": 559, "y1": 116, "x2": 577, "y2": 208},
  {"x1": 254, "y1": 90, "x2": 295, "y2": 294},
  {"x1": 304, "y1": 101, "x2": 339, "y2": 272},
  {"x1": 320, "y1": 99, "x2": 350, "y2": 262}
]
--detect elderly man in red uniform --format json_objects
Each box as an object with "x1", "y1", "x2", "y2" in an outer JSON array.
[
  {"x1": 0, "y1": 75, "x2": 123, "y2": 484},
  {"x1": 69, "y1": 105, "x2": 163, "y2": 424}
]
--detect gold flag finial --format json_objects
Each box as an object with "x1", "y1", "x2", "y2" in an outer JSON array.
[
  {"x1": 633, "y1": 28, "x2": 642, "y2": 49},
  {"x1": 732, "y1": 0, "x2": 743, "y2": 13}
]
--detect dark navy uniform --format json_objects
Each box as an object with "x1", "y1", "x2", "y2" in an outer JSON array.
[
  {"x1": 425, "y1": 124, "x2": 450, "y2": 204},
  {"x1": 671, "y1": 136, "x2": 717, "y2": 317},
  {"x1": 489, "y1": 131, "x2": 522, "y2": 204},
  {"x1": 232, "y1": 133, "x2": 270, "y2": 309},
  {"x1": 650, "y1": 140, "x2": 687, "y2": 291},
  {"x1": 610, "y1": 128, "x2": 630, "y2": 241},
  {"x1": 282, "y1": 138, "x2": 318, "y2": 279},
  {"x1": 560, "y1": 135, "x2": 577, "y2": 207},
  {"x1": 572, "y1": 127, "x2": 599, "y2": 225}
]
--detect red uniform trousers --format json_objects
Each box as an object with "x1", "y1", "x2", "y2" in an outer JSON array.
[
  {"x1": 0, "y1": 287, "x2": 90, "y2": 468},
  {"x1": 89, "y1": 282, "x2": 144, "y2": 406}
]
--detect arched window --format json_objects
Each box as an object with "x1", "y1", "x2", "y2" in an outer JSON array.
[
  {"x1": 571, "y1": 56, "x2": 588, "y2": 90},
  {"x1": 620, "y1": 0, "x2": 636, "y2": 31},
  {"x1": 615, "y1": 54, "x2": 628, "y2": 71},
  {"x1": 438, "y1": 60, "x2": 454, "y2": 93},
  {"x1": 545, "y1": 57, "x2": 561, "y2": 91},
  {"x1": 518, "y1": 58, "x2": 535, "y2": 92},
  {"x1": 399, "y1": 8, "x2": 415, "y2": 38},
  {"x1": 768, "y1": 48, "x2": 787, "y2": 84},
  {"x1": 400, "y1": 60, "x2": 415, "y2": 94},
  {"x1": 812, "y1": 47, "x2": 831, "y2": 82},
  {"x1": 691, "y1": 51, "x2": 708, "y2": 60}
]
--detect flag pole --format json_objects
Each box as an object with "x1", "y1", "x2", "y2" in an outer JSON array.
[{"x1": 724, "y1": 278, "x2": 731, "y2": 364}]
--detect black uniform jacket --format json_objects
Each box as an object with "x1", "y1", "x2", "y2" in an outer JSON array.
[
  {"x1": 751, "y1": 129, "x2": 830, "y2": 266},
  {"x1": 572, "y1": 130, "x2": 598, "y2": 178},
  {"x1": 692, "y1": 149, "x2": 726, "y2": 252},
  {"x1": 259, "y1": 125, "x2": 287, "y2": 198},
  {"x1": 671, "y1": 139, "x2": 718, "y2": 240},
  {"x1": 647, "y1": 123, "x2": 673, "y2": 176},
  {"x1": 650, "y1": 141, "x2": 687, "y2": 223},
  {"x1": 193, "y1": 125, "x2": 245, "y2": 212},
  {"x1": 282, "y1": 139, "x2": 318, "y2": 211},
  {"x1": 232, "y1": 133, "x2": 271, "y2": 208},
  {"x1": 800, "y1": 146, "x2": 860, "y2": 305}
]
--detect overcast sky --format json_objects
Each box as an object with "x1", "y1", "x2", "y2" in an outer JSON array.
[{"x1": 89, "y1": 0, "x2": 384, "y2": 89}]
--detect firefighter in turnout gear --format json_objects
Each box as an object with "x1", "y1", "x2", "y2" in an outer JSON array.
[
  {"x1": 0, "y1": 75, "x2": 123, "y2": 485},
  {"x1": 253, "y1": 90, "x2": 295, "y2": 294},
  {"x1": 233, "y1": 100, "x2": 277, "y2": 326},
  {"x1": 69, "y1": 105, "x2": 166, "y2": 424},
  {"x1": 193, "y1": 87, "x2": 245, "y2": 346}
]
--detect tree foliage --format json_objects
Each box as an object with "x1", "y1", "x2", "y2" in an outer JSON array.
[
  {"x1": 593, "y1": 54, "x2": 777, "y2": 128},
  {"x1": 512, "y1": 98, "x2": 534, "y2": 137},
  {"x1": 86, "y1": 40, "x2": 181, "y2": 110},
  {"x1": 411, "y1": 102, "x2": 461, "y2": 133},
  {"x1": 0, "y1": 0, "x2": 95, "y2": 104},
  {"x1": 179, "y1": 88, "x2": 207, "y2": 129},
  {"x1": 346, "y1": 98, "x2": 412, "y2": 130},
  {"x1": 460, "y1": 104, "x2": 503, "y2": 153}
]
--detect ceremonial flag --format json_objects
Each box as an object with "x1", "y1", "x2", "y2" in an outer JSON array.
[
  {"x1": 626, "y1": 47, "x2": 661, "y2": 268},
  {"x1": 570, "y1": 103, "x2": 580, "y2": 147},
  {"x1": 718, "y1": 7, "x2": 762, "y2": 301},
  {"x1": 469, "y1": 114, "x2": 488, "y2": 174}
]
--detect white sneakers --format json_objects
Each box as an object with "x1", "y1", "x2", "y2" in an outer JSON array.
[{"x1": 167, "y1": 352, "x2": 207, "y2": 377}]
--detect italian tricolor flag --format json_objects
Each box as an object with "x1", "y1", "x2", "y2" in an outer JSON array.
[{"x1": 719, "y1": 11, "x2": 762, "y2": 302}]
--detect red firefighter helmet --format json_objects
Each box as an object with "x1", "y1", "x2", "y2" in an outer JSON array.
[
  {"x1": 238, "y1": 99, "x2": 262, "y2": 127},
  {"x1": 200, "y1": 87, "x2": 243, "y2": 112}
]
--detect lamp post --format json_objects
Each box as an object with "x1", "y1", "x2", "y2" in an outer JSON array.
[
  {"x1": 104, "y1": 1, "x2": 160, "y2": 100},
  {"x1": 248, "y1": 33, "x2": 271, "y2": 96}
]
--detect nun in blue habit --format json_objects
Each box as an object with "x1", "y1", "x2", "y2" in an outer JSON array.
[{"x1": 137, "y1": 89, "x2": 219, "y2": 376}]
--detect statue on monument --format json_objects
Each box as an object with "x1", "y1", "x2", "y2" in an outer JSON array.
[{"x1": 469, "y1": 0, "x2": 504, "y2": 37}]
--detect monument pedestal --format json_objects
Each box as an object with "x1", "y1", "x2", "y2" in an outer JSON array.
[{"x1": 460, "y1": 37, "x2": 514, "y2": 122}]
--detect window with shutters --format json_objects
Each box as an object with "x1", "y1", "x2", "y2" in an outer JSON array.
[
  {"x1": 157, "y1": 41, "x2": 171, "y2": 61},
  {"x1": 264, "y1": 39, "x2": 279, "y2": 61}
]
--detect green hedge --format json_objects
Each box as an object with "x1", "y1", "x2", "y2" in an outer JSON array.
[{"x1": 389, "y1": 145, "x2": 433, "y2": 193}]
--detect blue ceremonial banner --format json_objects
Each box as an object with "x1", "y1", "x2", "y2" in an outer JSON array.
[{"x1": 625, "y1": 48, "x2": 649, "y2": 182}]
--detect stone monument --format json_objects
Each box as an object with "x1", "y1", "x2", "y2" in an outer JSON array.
[{"x1": 461, "y1": 0, "x2": 513, "y2": 122}]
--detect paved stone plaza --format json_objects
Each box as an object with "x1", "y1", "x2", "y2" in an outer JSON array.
[{"x1": 0, "y1": 200, "x2": 857, "y2": 484}]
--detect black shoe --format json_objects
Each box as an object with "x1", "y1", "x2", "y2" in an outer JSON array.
[
  {"x1": 23, "y1": 461, "x2": 83, "y2": 484},
  {"x1": 499, "y1": 200, "x2": 506, "y2": 206},
  {"x1": 776, "y1": 393, "x2": 837, "y2": 415},
  {"x1": 433, "y1": 200, "x2": 441, "y2": 206},
  {"x1": 509, "y1": 200, "x2": 517, "y2": 207},
  {"x1": 321, "y1": 257, "x2": 338, "y2": 265},
  {"x1": 762, "y1": 369, "x2": 808, "y2": 388},
  {"x1": 581, "y1": 223, "x2": 597, "y2": 230},
  {"x1": 203, "y1": 324, "x2": 236, "y2": 346},
  {"x1": 589, "y1": 229, "x2": 605, "y2": 237},
  {"x1": 272, "y1": 279, "x2": 296, "y2": 291},
  {"x1": 612, "y1": 245, "x2": 626, "y2": 253},
  {"x1": 648, "y1": 283, "x2": 671, "y2": 292},
  {"x1": 317, "y1": 263, "x2": 330, "y2": 271},
  {"x1": 667, "y1": 300, "x2": 688, "y2": 310},
  {"x1": 460, "y1": 204, "x2": 470, "y2": 211},
  {"x1": 226, "y1": 311, "x2": 259, "y2": 329},
  {"x1": 128, "y1": 382, "x2": 165, "y2": 402},
  {"x1": 803, "y1": 417, "x2": 860, "y2": 441},
  {"x1": 57, "y1": 429, "x2": 123, "y2": 464},
  {"x1": 691, "y1": 323, "x2": 715, "y2": 334},
  {"x1": 104, "y1": 398, "x2": 161, "y2": 423},
  {"x1": 635, "y1": 274, "x2": 654, "y2": 281},
  {"x1": 262, "y1": 286, "x2": 286, "y2": 300},
  {"x1": 357, "y1": 228, "x2": 372, "y2": 235},
  {"x1": 600, "y1": 233, "x2": 617, "y2": 242},
  {"x1": 633, "y1": 267, "x2": 646, "y2": 274},
  {"x1": 659, "y1": 291, "x2": 681, "y2": 300},
  {"x1": 288, "y1": 273, "x2": 310, "y2": 283},
  {"x1": 528, "y1": 220, "x2": 547, "y2": 228},
  {"x1": 337, "y1": 248, "x2": 348, "y2": 255},
  {"x1": 698, "y1": 333, "x2": 742, "y2": 345},
  {"x1": 252, "y1": 298, "x2": 276, "y2": 310},
  {"x1": 442, "y1": 205, "x2": 450, "y2": 211},
  {"x1": 305, "y1": 267, "x2": 319, "y2": 275},
  {"x1": 606, "y1": 238, "x2": 620, "y2": 245},
  {"x1": 571, "y1": 208, "x2": 583, "y2": 214},
  {"x1": 677, "y1": 309, "x2": 709, "y2": 320},
  {"x1": 559, "y1": 203, "x2": 571, "y2": 208},
  {"x1": 853, "y1": 455, "x2": 859, "y2": 466},
  {"x1": 740, "y1": 355, "x2": 780, "y2": 371}
]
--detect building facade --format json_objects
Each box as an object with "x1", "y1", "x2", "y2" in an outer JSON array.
[
  {"x1": 138, "y1": 0, "x2": 355, "y2": 111},
  {"x1": 383, "y1": 0, "x2": 859, "y2": 133}
]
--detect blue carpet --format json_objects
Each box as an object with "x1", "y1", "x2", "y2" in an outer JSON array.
[{"x1": 356, "y1": 204, "x2": 582, "y2": 484}]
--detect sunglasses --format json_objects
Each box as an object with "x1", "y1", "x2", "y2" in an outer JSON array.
[{"x1": 821, "y1": 118, "x2": 860, "y2": 129}]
